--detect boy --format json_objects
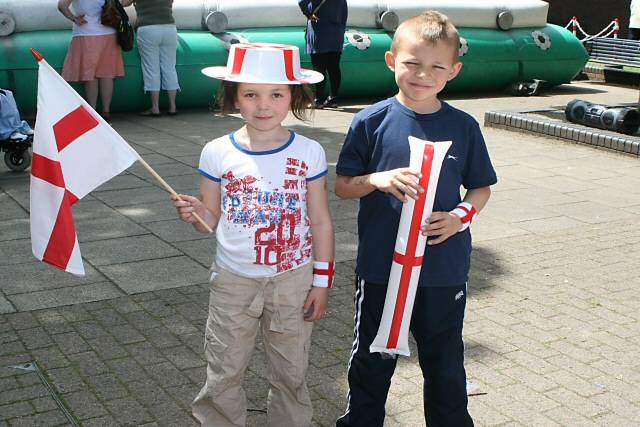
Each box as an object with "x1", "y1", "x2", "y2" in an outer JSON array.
[{"x1": 334, "y1": 11, "x2": 497, "y2": 427}]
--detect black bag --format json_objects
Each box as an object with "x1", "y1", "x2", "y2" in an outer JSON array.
[
  {"x1": 101, "y1": 0, "x2": 134, "y2": 52},
  {"x1": 116, "y1": 20, "x2": 135, "y2": 52}
]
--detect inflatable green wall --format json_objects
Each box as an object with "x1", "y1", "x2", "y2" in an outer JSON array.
[{"x1": 0, "y1": 24, "x2": 587, "y2": 113}]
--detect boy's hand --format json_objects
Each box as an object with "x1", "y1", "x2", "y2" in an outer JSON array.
[
  {"x1": 303, "y1": 287, "x2": 329, "y2": 322},
  {"x1": 171, "y1": 194, "x2": 204, "y2": 224},
  {"x1": 421, "y1": 211, "x2": 461, "y2": 245},
  {"x1": 369, "y1": 168, "x2": 423, "y2": 202}
]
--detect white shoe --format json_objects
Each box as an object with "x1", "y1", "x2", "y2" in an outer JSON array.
[
  {"x1": 9, "y1": 132, "x2": 28, "y2": 141},
  {"x1": 24, "y1": 129, "x2": 34, "y2": 136}
]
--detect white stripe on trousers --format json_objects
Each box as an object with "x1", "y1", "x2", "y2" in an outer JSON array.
[{"x1": 340, "y1": 277, "x2": 366, "y2": 419}]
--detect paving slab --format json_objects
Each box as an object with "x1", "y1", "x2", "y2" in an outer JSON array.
[
  {"x1": 0, "y1": 193, "x2": 27, "y2": 221},
  {"x1": 80, "y1": 234, "x2": 182, "y2": 266},
  {"x1": 0, "y1": 293, "x2": 15, "y2": 314},
  {"x1": 116, "y1": 199, "x2": 186, "y2": 223},
  {"x1": 0, "y1": 262, "x2": 105, "y2": 296},
  {"x1": 8, "y1": 282, "x2": 125, "y2": 312},
  {"x1": 98, "y1": 256, "x2": 209, "y2": 294}
]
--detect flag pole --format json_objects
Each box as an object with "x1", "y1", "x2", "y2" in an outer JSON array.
[
  {"x1": 29, "y1": 48, "x2": 213, "y2": 234},
  {"x1": 136, "y1": 157, "x2": 213, "y2": 234}
]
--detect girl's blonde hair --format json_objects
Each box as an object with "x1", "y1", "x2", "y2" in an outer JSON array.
[{"x1": 217, "y1": 82, "x2": 314, "y2": 122}]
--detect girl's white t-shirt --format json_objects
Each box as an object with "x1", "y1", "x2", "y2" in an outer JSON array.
[{"x1": 198, "y1": 131, "x2": 328, "y2": 278}]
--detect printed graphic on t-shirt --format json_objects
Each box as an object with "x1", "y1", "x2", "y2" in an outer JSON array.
[{"x1": 221, "y1": 157, "x2": 312, "y2": 272}]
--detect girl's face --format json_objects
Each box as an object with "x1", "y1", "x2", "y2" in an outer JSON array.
[{"x1": 234, "y1": 83, "x2": 292, "y2": 133}]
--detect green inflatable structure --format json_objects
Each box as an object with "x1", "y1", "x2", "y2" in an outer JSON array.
[{"x1": 0, "y1": 24, "x2": 587, "y2": 113}]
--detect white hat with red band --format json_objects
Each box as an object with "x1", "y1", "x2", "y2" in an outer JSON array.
[{"x1": 201, "y1": 42, "x2": 324, "y2": 85}]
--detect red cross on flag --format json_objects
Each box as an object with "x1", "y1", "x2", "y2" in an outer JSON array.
[
  {"x1": 370, "y1": 137, "x2": 452, "y2": 357},
  {"x1": 29, "y1": 49, "x2": 140, "y2": 276}
]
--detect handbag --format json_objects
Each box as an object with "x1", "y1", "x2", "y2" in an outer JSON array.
[
  {"x1": 116, "y1": 20, "x2": 135, "y2": 52},
  {"x1": 101, "y1": 0, "x2": 135, "y2": 52},
  {"x1": 100, "y1": 0, "x2": 121, "y2": 29}
]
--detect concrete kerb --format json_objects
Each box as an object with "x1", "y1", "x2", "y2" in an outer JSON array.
[{"x1": 484, "y1": 109, "x2": 640, "y2": 157}]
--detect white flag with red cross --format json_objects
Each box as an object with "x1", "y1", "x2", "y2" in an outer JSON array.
[
  {"x1": 29, "y1": 49, "x2": 140, "y2": 276},
  {"x1": 370, "y1": 137, "x2": 452, "y2": 357}
]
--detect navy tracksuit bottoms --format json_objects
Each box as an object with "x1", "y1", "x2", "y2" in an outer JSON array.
[{"x1": 336, "y1": 279, "x2": 474, "y2": 427}]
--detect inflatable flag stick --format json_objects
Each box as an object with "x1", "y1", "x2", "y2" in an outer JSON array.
[{"x1": 370, "y1": 136, "x2": 452, "y2": 357}]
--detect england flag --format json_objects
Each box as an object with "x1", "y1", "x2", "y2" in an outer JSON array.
[{"x1": 29, "y1": 49, "x2": 140, "y2": 276}]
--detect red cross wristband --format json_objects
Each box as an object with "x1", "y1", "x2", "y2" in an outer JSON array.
[
  {"x1": 313, "y1": 261, "x2": 334, "y2": 288},
  {"x1": 450, "y1": 202, "x2": 477, "y2": 232}
]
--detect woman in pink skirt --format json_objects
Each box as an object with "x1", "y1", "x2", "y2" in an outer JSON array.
[{"x1": 57, "y1": 0, "x2": 125, "y2": 119}]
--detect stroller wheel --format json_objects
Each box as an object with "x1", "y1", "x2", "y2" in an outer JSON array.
[{"x1": 4, "y1": 150, "x2": 31, "y2": 172}]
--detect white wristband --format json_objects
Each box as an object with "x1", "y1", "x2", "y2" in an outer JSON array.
[
  {"x1": 313, "y1": 261, "x2": 334, "y2": 288},
  {"x1": 450, "y1": 202, "x2": 477, "y2": 232}
]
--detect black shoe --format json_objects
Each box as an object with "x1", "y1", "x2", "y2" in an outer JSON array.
[
  {"x1": 323, "y1": 96, "x2": 338, "y2": 108},
  {"x1": 314, "y1": 99, "x2": 325, "y2": 109}
]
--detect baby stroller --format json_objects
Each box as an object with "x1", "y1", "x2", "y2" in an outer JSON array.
[{"x1": 1, "y1": 88, "x2": 33, "y2": 172}]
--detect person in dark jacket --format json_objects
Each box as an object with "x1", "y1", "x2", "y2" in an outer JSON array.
[{"x1": 299, "y1": 0, "x2": 348, "y2": 108}]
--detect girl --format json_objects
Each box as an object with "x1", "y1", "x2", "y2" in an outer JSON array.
[{"x1": 172, "y1": 43, "x2": 334, "y2": 427}]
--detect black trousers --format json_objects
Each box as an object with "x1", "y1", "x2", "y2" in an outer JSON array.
[
  {"x1": 310, "y1": 51, "x2": 342, "y2": 100},
  {"x1": 630, "y1": 28, "x2": 640, "y2": 40},
  {"x1": 336, "y1": 279, "x2": 473, "y2": 427}
]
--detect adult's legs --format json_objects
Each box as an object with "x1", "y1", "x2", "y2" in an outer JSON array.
[
  {"x1": 336, "y1": 279, "x2": 397, "y2": 427},
  {"x1": 411, "y1": 286, "x2": 473, "y2": 427},
  {"x1": 261, "y1": 264, "x2": 314, "y2": 426},
  {"x1": 325, "y1": 52, "x2": 342, "y2": 99},
  {"x1": 137, "y1": 26, "x2": 162, "y2": 114},
  {"x1": 84, "y1": 80, "x2": 99, "y2": 109},
  {"x1": 148, "y1": 91, "x2": 161, "y2": 114},
  {"x1": 167, "y1": 90, "x2": 177, "y2": 114},
  {"x1": 158, "y1": 25, "x2": 180, "y2": 114},
  {"x1": 630, "y1": 28, "x2": 640, "y2": 40},
  {"x1": 98, "y1": 78, "x2": 114, "y2": 115},
  {"x1": 310, "y1": 53, "x2": 329, "y2": 103}
]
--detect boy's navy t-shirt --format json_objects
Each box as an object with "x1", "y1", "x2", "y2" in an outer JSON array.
[{"x1": 336, "y1": 97, "x2": 498, "y2": 287}]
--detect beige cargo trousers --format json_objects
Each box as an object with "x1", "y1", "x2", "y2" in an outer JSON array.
[{"x1": 192, "y1": 262, "x2": 314, "y2": 427}]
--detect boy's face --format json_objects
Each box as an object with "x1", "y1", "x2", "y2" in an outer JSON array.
[{"x1": 385, "y1": 36, "x2": 462, "y2": 113}]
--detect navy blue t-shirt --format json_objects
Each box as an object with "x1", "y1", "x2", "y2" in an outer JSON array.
[
  {"x1": 298, "y1": 0, "x2": 348, "y2": 54},
  {"x1": 336, "y1": 97, "x2": 498, "y2": 287}
]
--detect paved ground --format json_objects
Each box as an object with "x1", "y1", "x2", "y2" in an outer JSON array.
[{"x1": 1, "y1": 80, "x2": 639, "y2": 426}]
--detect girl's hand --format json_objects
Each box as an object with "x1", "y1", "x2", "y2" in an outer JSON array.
[
  {"x1": 171, "y1": 194, "x2": 204, "y2": 224},
  {"x1": 369, "y1": 168, "x2": 423, "y2": 202},
  {"x1": 303, "y1": 287, "x2": 329, "y2": 322},
  {"x1": 421, "y1": 211, "x2": 461, "y2": 245}
]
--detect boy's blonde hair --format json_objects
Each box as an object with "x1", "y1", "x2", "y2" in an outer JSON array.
[{"x1": 391, "y1": 10, "x2": 460, "y2": 60}]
